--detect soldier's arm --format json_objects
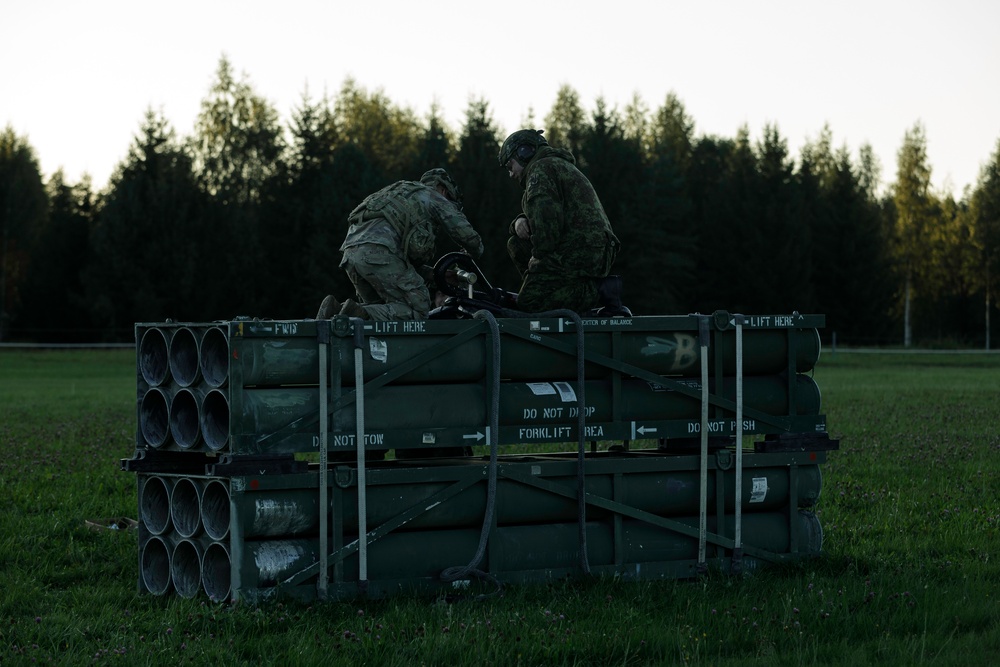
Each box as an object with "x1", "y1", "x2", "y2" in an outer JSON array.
[
  {"x1": 432, "y1": 196, "x2": 484, "y2": 258},
  {"x1": 523, "y1": 169, "x2": 564, "y2": 259}
]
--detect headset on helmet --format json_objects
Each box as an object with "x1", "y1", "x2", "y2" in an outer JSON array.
[{"x1": 498, "y1": 129, "x2": 547, "y2": 168}]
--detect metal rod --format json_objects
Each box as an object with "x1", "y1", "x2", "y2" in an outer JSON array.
[
  {"x1": 317, "y1": 320, "x2": 329, "y2": 599},
  {"x1": 697, "y1": 315, "x2": 709, "y2": 570},
  {"x1": 353, "y1": 319, "x2": 368, "y2": 587},
  {"x1": 734, "y1": 314, "x2": 744, "y2": 571}
]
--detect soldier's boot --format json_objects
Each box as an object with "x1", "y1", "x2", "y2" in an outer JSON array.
[
  {"x1": 339, "y1": 298, "x2": 369, "y2": 319},
  {"x1": 315, "y1": 295, "x2": 341, "y2": 319}
]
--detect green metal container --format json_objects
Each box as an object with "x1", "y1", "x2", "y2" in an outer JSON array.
[
  {"x1": 192, "y1": 461, "x2": 821, "y2": 536},
  {"x1": 137, "y1": 373, "x2": 820, "y2": 454},
  {"x1": 210, "y1": 375, "x2": 819, "y2": 454},
  {"x1": 135, "y1": 315, "x2": 827, "y2": 455},
  {"x1": 224, "y1": 511, "x2": 820, "y2": 595},
  {"x1": 128, "y1": 311, "x2": 835, "y2": 602},
  {"x1": 194, "y1": 319, "x2": 821, "y2": 388}
]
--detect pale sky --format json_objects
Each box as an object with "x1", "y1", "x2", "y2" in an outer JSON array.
[{"x1": 3, "y1": 0, "x2": 998, "y2": 198}]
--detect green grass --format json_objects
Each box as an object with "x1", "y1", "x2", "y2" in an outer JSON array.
[{"x1": 1, "y1": 348, "x2": 998, "y2": 665}]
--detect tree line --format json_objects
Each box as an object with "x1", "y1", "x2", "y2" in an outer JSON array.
[{"x1": 2, "y1": 56, "x2": 1000, "y2": 347}]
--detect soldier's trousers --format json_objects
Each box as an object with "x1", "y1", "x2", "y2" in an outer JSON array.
[
  {"x1": 506, "y1": 235, "x2": 607, "y2": 314},
  {"x1": 341, "y1": 243, "x2": 430, "y2": 320}
]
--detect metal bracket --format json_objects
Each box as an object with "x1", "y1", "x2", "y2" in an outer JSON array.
[{"x1": 715, "y1": 449, "x2": 733, "y2": 471}]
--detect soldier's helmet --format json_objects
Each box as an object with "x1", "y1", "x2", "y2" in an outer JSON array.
[
  {"x1": 498, "y1": 129, "x2": 547, "y2": 168},
  {"x1": 420, "y1": 168, "x2": 462, "y2": 204}
]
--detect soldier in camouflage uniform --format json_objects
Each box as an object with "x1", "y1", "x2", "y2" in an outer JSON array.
[
  {"x1": 497, "y1": 129, "x2": 620, "y2": 313},
  {"x1": 316, "y1": 168, "x2": 484, "y2": 321}
]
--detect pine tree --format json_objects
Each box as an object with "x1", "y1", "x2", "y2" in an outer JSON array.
[
  {"x1": 892, "y1": 122, "x2": 935, "y2": 346},
  {"x1": 417, "y1": 103, "x2": 453, "y2": 172},
  {"x1": 971, "y1": 137, "x2": 1000, "y2": 347},
  {"x1": 0, "y1": 126, "x2": 48, "y2": 341},
  {"x1": 331, "y1": 78, "x2": 421, "y2": 183},
  {"x1": 543, "y1": 85, "x2": 587, "y2": 160},
  {"x1": 188, "y1": 56, "x2": 287, "y2": 317},
  {"x1": 16, "y1": 171, "x2": 93, "y2": 341},
  {"x1": 803, "y1": 130, "x2": 894, "y2": 343},
  {"x1": 83, "y1": 110, "x2": 205, "y2": 336},
  {"x1": 454, "y1": 98, "x2": 515, "y2": 288}
]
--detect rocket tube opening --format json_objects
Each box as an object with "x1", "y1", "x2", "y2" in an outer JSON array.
[
  {"x1": 201, "y1": 389, "x2": 230, "y2": 451},
  {"x1": 202, "y1": 542, "x2": 232, "y2": 603},
  {"x1": 139, "y1": 387, "x2": 170, "y2": 448},
  {"x1": 169, "y1": 327, "x2": 201, "y2": 387},
  {"x1": 138, "y1": 328, "x2": 170, "y2": 386},
  {"x1": 140, "y1": 476, "x2": 172, "y2": 535},
  {"x1": 200, "y1": 327, "x2": 229, "y2": 388},
  {"x1": 171, "y1": 539, "x2": 204, "y2": 599},
  {"x1": 140, "y1": 536, "x2": 172, "y2": 596},
  {"x1": 169, "y1": 388, "x2": 201, "y2": 450},
  {"x1": 170, "y1": 477, "x2": 202, "y2": 538},
  {"x1": 201, "y1": 479, "x2": 231, "y2": 540}
]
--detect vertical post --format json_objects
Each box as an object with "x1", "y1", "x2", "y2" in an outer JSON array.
[
  {"x1": 352, "y1": 319, "x2": 368, "y2": 590},
  {"x1": 317, "y1": 320, "x2": 330, "y2": 599},
  {"x1": 732, "y1": 314, "x2": 744, "y2": 573},
  {"x1": 904, "y1": 277, "x2": 912, "y2": 348},
  {"x1": 697, "y1": 315, "x2": 710, "y2": 572},
  {"x1": 0, "y1": 226, "x2": 7, "y2": 342},
  {"x1": 985, "y1": 269, "x2": 991, "y2": 351}
]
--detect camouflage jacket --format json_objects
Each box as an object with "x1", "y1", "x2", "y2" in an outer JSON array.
[
  {"x1": 341, "y1": 180, "x2": 483, "y2": 265},
  {"x1": 512, "y1": 146, "x2": 619, "y2": 277}
]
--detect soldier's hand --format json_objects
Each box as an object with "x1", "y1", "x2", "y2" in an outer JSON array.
[{"x1": 514, "y1": 215, "x2": 532, "y2": 240}]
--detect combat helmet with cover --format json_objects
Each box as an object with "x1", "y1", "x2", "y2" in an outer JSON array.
[
  {"x1": 420, "y1": 168, "x2": 462, "y2": 205},
  {"x1": 498, "y1": 129, "x2": 547, "y2": 168}
]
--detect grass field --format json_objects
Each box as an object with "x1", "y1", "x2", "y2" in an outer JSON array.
[{"x1": 1, "y1": 348, "x2": 998, "y2": 665}]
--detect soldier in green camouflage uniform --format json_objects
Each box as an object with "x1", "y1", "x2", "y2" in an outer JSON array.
[
  {"x1": 498, "y1": 129, "x2": 620, "y2": 313},
  {"x1": 316, "y1": 169, "x2": 484, "y2": 321}
]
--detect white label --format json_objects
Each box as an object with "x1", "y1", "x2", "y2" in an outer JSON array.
[
  {"x1": 750, "y1": 477, "x2": 768, "y2": 503},
  {"x1": 527, "y1": 382, "x2": 556, "y2": 396},
  {"x1": 553, "y1": 381, "x2": 577, "y2": 403},
  {"x1": 369, "y1": 338, "x2": 387, "y2": 363}
]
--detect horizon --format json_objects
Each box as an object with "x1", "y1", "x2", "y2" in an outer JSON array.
[{"x1": 4, "y1": 0, "x2": 999, "y2": 197}]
